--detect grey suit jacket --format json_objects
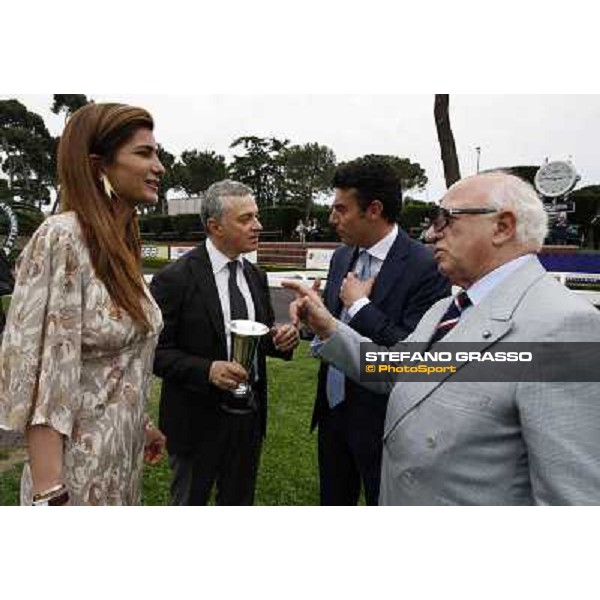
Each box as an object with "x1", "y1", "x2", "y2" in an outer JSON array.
[{"x1": 319, "y1": 256, "x2": 600, "y2": 505}]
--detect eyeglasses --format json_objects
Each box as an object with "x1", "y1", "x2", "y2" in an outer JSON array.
[{"x1": 426, "y1": 205, "x2": 498, "y2": 233}]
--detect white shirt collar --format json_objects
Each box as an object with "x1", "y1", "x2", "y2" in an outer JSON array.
[
  {"x1": 466, "y1": 253, "x2": 536, "y2": 306},
  {"x1": 361, "y1": 224, "x2": 398, "y2": 262},
  {"x1": 205, "y1": 237, "x2": 243, "y2": 275}
]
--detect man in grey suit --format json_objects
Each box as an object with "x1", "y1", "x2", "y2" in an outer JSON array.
[{"x1": 284, "y1": 172, "x2": 600, "y2": 505}]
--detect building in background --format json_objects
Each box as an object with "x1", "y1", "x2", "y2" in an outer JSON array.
[{"x1": 167, "y1": 195, "x2": 204, "y2": 216}]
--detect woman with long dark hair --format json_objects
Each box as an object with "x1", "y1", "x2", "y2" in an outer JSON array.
[{"x1": 0, "y1": 103, "x2": 166, "y2": 505}]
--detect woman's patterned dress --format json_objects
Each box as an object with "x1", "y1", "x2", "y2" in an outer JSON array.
[{"x1": 0, "y1": 212, "x2": 163, "y2": 505}]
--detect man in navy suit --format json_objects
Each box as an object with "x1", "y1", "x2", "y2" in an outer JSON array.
[{"x1": 311, "y1": 157, "x2": 450, "y2": 505}]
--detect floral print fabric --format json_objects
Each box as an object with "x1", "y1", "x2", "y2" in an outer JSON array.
[{"x1": 0, "y1": 212, "x2": 162, "y2": 505}]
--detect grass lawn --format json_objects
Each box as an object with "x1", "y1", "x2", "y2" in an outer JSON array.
[
  {"x1": 0, "y1": 463, "x2": 22, "y2": 506},
  {"x1": 0, "y1": 341, "x2": 321, "y2": 506}
]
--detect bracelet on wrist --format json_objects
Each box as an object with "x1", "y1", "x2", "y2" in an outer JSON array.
[
  {"x1": 32, "y1": 483, "x2": 69, "y2": 506},
  {"x1": 35, "y1": 490, "x2": 70, "y2": 506}
]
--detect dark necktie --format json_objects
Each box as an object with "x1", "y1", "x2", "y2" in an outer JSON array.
[
  {"x1": 428, "y1": 291, "x2": 472, "y2": 346},
  {"x1": 228, "y1": 261, "x2": 248, "y2": 321}
]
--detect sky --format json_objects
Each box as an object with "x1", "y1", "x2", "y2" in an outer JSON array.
[{"x1": 2, "y1": 94, "x2": 599, "y2": 203}]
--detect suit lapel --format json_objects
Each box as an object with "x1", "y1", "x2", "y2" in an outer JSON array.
[
  {"x1": 242, "y1": 262, "x2": 273, "y2": 361},
  {"x1": 189, "y1": 243, "x2": 228, "y2": 356},
  {"x1": 384, "y1": 309, "x2": 514, "y2": 437},
  {"x1": 370, "y1": 228, "x2": 411, "y2": 305},
  {"x1": 384, "y1": 256, "x2": 548, "y2": 436},
  {"x1": 327, "y1": 245, "x2": 357, "y2": 317},
  {"x1": 243, "y1": 261, "x2": 267, "y2": 325},
  {"x1": 329, "y1": 232, "x2": 412, "y2": 313}
]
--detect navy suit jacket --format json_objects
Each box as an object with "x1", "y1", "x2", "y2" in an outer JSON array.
[{"x1": 312, "y1": 228, "x2": 450, "y2": 430}]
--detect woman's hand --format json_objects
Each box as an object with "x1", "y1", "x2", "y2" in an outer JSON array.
[{"x1": 26, "y1": 425, "x2": 65, "y2": 497}]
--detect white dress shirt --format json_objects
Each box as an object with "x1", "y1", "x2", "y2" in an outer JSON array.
[
  {"x1": 462, "y1": 253, "x2": 536, "y2": 312},
  {"x1": 205, "y1": 237, "x2": 256, "y2": 359},
  {"x1": 346, "y1": 224, "x2": 399, "y2": 319}
]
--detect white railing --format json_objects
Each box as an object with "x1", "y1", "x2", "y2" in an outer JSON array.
[{"x1": 143, "y1": 271, "x2": 600, "y2": 307}]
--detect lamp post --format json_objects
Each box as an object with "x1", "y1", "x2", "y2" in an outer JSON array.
[{"x1": 475, "y1": 146, "x2": 481, "y2": 174}]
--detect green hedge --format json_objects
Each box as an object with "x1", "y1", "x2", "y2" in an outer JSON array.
[
  {"x1": 399, "y1": 199, "x2": 433, "y2": 231},
  {"x1": 259, "y1": 206, "x2": 305, "y2": 238},
  {"x1": 140, "y1": 214, "x2": 174, "y2": 235},
  {"x1": 260, "y1": 204, "x2": 338, "y2": 241},
  {"x1": 139, "y1": 207, "x2": 339, "y2": 241},
  {"x1": 310, "y1": 205, "x2": 336, "y2": 240},
  {"x1": 171, "y1": 213, "x2": 202, "y2": 231},
  {"x1": 139, "y1": 213, "x2": 203, "y2": 237}
]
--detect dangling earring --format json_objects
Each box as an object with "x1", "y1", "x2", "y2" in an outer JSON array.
[{"x1": 100, "y1": 173, "x2": 117, "y2": 200}]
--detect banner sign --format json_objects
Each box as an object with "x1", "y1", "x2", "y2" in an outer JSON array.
[
  {"x1": 306, "y1": 248, "x2": 334, "y2": 270},
  {"x1": 142, "y1": 245, "x2": 169, "y2": 260}
]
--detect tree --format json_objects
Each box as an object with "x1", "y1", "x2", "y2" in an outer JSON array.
[
  {"x1": 281, "y1": 143, "x2": 337, "y2": 218},
  {"x1": 51, "y1": 94, "x2": 91, "y2": 121},
  {"x1": 49, "y1": 95, "x2": 92, "y2": 212},
  {"x1": 399, "y1": 197, "x2": 435, "y2": 237},
  {"x1": 175, "y1": 149, "x2": 228, "y2": 197},
  {"x1": 434, "y1": 94, "x2": 461, "y2": 188},
  {"x1": 501, "y1": 165, "x2": 539, "y2": 186},
  {"x1": 570, "y1": 185, "x2": 600, "y2": 247},
  {"x1": 152, "y1": 146, "x2": 177, "y2": 214},
  {"x1": 358, "y1": 154, "x2": 428, "y2": 195},
  {"x1": 0, "y1": 178, "x2": 10, "y2": 200},
  {"x1": 0, "y1": 99, "x2": 55, "y2": 208},
  {"x1": 229, "y1": 136, "x2": 290, "y2": 207}
]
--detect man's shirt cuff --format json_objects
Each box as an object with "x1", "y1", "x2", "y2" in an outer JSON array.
[{"x1": 347, "y1": 297, "x2": 370, "y2": 319}]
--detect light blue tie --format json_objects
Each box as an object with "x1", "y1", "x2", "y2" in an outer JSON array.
[
  {"x1": 358, "y1": 251, "x2": 372, "y2": 280},
  {"x1": 326, "y1": 250, "x2": 372, "y2": 409}
]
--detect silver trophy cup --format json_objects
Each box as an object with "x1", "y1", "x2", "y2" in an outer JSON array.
[{"x1": 229, "y1": 319, "x2": 270, "y2": 399}]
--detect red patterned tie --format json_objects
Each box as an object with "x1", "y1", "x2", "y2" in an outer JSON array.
[{"x1": 428, "y1": 291, "x2": 472, "y2": 346}]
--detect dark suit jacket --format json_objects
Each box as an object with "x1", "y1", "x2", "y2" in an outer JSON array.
[
  {"x1": 150, "y1": 242, "x2": 290, "y2": 455},
  {"x1": 312, "y1": 228, "x2": 450, "y2": 430}
]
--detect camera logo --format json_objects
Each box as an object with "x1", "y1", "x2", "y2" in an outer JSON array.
[{"x1": 365, "y1": 365, "x2": 376, "y2": 373}]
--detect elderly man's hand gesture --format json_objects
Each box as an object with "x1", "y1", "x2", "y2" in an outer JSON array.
[{"x1": 282, "y1": 278, "x2": 337, "y2": 341}]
